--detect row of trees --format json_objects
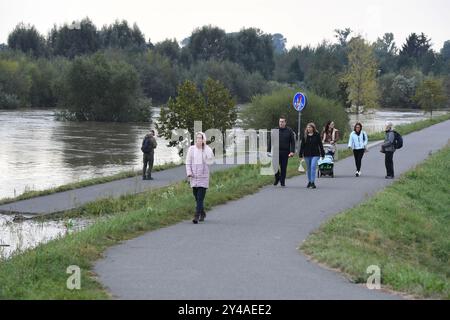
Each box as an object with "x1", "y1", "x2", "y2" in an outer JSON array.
[
  {"x1": 1, "y1": 19, "x2": 450, "y2": 122},
  {"x1": 6, "y1": 20, "x2": 278, "y2": 78}
]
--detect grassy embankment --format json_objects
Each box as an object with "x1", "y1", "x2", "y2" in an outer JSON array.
[
  {"x1": 302, "y1": 145, "x2": 450, "y2": 299},
  {"x1": 0, "y1": 162, "x2": 180, "y2": 205}
]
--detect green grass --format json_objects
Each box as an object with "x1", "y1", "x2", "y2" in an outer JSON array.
[
  {"x1": 0, "y1": 161, "x2": 304, "y2": 299},
  {"x1": 0, "y1": 162, "x2": 180, "y2": 205},
  {"x1": 301, "y1": 145, "x2": 450, "y2": 299}
]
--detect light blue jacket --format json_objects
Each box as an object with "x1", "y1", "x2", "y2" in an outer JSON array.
[{"x1": 348, "y1": 131, "x2": 368, "y2": 150}]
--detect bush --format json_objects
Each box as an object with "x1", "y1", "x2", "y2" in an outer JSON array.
[
  {"x1": 379, "y1": 70, "x2": 424, "y2": 109},
  {"x1": 0, "y1": 91, "x2": 21, "y2": 109},
  {"x1": 240, "y1": 86, "x2": 349, "y2": 139},
  {"x1": 58, "y1": 53, "x2": 151, "y2": 122},
  {"x1": 28, "y1": 59, "x2": 58, "y2": 108},
  {"x1": 0, "y1": 57, "x2": 31, "y2": 108}
]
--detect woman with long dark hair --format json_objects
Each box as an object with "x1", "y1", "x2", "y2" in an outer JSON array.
[
  {"x1": 321, "y1": 120, "x2": 340, "y2": 156},
  {"x1": 347, "y1": 122, "x2": 368, "y2": 177}
]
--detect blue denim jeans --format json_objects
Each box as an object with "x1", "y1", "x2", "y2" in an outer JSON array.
[
  {"x1": 305, "y1": 156, "x2": 320, "y2": 183},
  {"x1": 193, "y1": 187, "x2": 207, "y2": 213}
]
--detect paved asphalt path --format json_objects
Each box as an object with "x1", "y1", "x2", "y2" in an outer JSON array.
[
  {"x1": 0, "y1": 160, "x2": 239, "y2": 216},
  {"x1": 94, "y1": 120, "x2": 450, "y2": 299}
]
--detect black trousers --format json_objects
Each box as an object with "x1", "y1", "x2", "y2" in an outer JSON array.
[
  {"x1": 143, "y1": 152, "x2": 154, "y2": 177},
  {"x1": 385, "y1": 151, "x2": 394, "y2": 177},
  {"x1": 193, "y1": 187, "x2": 207, "y2": 213},
  {"x1": 353, "y1": 149, "x2": 365, "y2": 171},
  {"x1": 275, "y1": 151, "x2": 290, "y2": 184}
]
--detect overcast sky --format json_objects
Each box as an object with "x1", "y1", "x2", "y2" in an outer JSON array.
[{"x1": 0, "y1": 0, "x2": 449, "y2": 51}]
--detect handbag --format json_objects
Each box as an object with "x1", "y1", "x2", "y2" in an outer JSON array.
[{"x1": 298, "y1": 159, "x2": 306, "y2": 172}]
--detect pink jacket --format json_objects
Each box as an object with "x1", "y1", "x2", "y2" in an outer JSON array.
[{"x1": 186, "y1": 143, "x2": 214, "y2": 189}]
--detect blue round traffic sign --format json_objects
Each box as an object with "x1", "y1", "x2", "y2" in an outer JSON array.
[{"x1": 293, "y1": 92, "x2": 307, "y2": 112}]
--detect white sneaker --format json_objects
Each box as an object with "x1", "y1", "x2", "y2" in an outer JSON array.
[{"x1": 355, "y1": 171, "x2": 360, "y2": 177}]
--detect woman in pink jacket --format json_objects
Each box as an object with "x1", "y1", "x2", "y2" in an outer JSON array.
[{"x1": 186, "y1": 132, "x2": 214, "y2": 224}]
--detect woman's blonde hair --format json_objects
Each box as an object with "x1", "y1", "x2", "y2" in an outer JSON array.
[{"x1": 304, "y1": 122, "x2": 318, "y2": 136}]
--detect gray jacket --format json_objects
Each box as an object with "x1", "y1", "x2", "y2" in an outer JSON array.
[{"x1": 382, "y1": 130, "x2": 395, "y2": 152}]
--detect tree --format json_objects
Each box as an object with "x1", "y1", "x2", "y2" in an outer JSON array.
[
  {"x1": 100, "y1": 20, "x2": 146, "y2": 51},
  {"x1": 373, "y1": 33, "x2": 398, "y2": 74},
  {"x1": 7, "y1": 23, "x2": 47, "y2": 57},
  {"x1": 272, "y1": 33, "x2": 287, "y2": 54},
  {"x1": 398, "y1": 33, "x2": 435, "y2": 73},
  {"x1": 154, "y1": 39, "x2": 181, "y2": 62},
  {"x1": 187, "y1": 59, "x2": 269, "y2": 103},
  {"x1": 136, "y1": 51, "x2": 180, "y2": 105},
  {"x1": 0, "y1": 58, "x2": 32, "y2": 108},
  {"x1": 203, "y1": 78, "x2": 237, "y2": 133},
  {"x1": 441, "y1": 40, "x2": 450, "y2": 60},
  {"x1": 59, "y1": 53, "x2": 151, "y2": 121},
  {"x1": 156, "y1": 79, "x2": 236, "y2": 151},
  {"x1": 400, "y1": 33, "x2": 431, "y2": 59},
  {"x1": 28, "y1": 59, "x2": 58, "y2": 108},
  {"x1": 234, "y1": 28, "x2": 275, "y2": 79},
  {"x1": 413, "y1": 78, "x2": 447, "y2": 118},
  {"x1": 334, "y1": 28, "x2": 352, "y2": 46},
  {"x1": 343, "y1": 37, "x2": 379, "y2": 116},
  {"x1": 48, "y1": 18, "x2": 100, "y2": 58},
  {"x1": 305, "y1": 41, "x2": 345, "y2": 100},
  {"x1": 188, "y1": 25, "x2": 228, "y2": 61}
]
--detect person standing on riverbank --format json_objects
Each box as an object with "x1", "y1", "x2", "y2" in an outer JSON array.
[
  {"x1": 381, "y1": 122, "x2": 396, "y2": 179},
  {"x1": 141, "y1": 129, "x2": 157, "y2": 180},
  {"x1": 186, "y1": 132, "x2": 215, "y2": 224},
  {"x1": 299, "y1": 122, "x2": 325, "y2": 189},
  {"x1": 348, "y1": 122, "x2": 368, "y2": 177},
  {"x1": 267, "y1": 115, "x2": 296, "y2": 187}
]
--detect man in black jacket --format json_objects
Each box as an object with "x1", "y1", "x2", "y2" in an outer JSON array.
[{"x1": 267, "y1": 116, "x2": 296, "y2": 187}]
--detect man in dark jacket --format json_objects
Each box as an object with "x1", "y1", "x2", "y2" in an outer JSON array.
[
  {"x1": 267, "y1": 116, "x2": 296, "y2": 187},
  {"x1": 141, "y1": 129, "x2": 157, "y2": 180}
]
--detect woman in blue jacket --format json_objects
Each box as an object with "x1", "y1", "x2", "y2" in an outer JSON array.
[{"x1": 348, "y1": 122, "x2": 368, "y2": 177}]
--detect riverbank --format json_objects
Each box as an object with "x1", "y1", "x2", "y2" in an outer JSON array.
[
  {"x1": 301, "y1": 145, "x2": 450, "y2": 299},
  {"x1": 2, "y1": 112, "x2": 449, "y2": 206},
  {"x1": 0, "y1": 162, "x2": 180, "y2": 206}
]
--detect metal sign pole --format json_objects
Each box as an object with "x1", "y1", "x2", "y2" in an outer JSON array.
[{"x1": 297, "y1": 111, "x2": 301, "y2": 153}]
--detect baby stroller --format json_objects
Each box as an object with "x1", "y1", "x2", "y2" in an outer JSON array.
[{"x1": 318, "y1": 144, "x2": 335, "y2": 178}]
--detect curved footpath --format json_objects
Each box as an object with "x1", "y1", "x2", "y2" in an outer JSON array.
[{"x1": 94, "y1": 120, "x2": 450, "y2": 299}]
